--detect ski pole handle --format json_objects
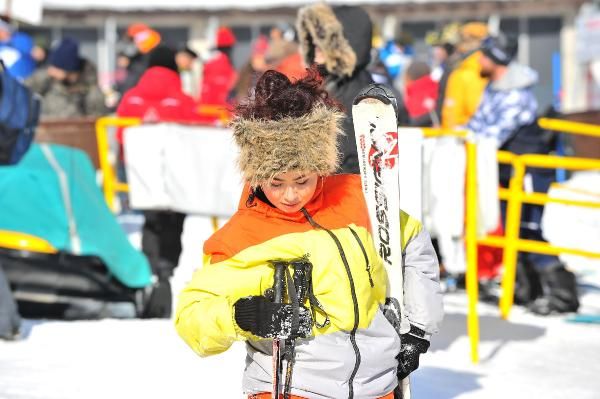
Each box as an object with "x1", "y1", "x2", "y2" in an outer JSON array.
[{"x1": 272, "y1": 262, "x2": 286, "y2": 304}]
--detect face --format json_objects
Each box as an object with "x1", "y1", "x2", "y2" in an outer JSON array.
[
  {"x1": 176, "y1": 52, "x2": 195, "y2": 71},
  {"x1": 270, "y1": 27, "x2": 283, "y2": 41},
  {"x1": 0, "y1": 29, "x2": 10, "y2": 43},
  {"x1": 47, "y1": 65, "x2": 68, "y2": 81},
  {"x1": 479, "y1": 53, "x2": 495, "y2": 78},
  {"x1": 47, "y1": 65, "x2": 80, "y2": 85},
  {"x1": 261, "y1": 171, "x2": 319, "y2": 214},
  {"x1": 314, "y1": 46, "x2": 326, "y2": 65},
  {"x1": 432, "y1": 46, "x2": 448, "y2": 65},
  {"x1": 31, "y1": 46, "x2": 47, "y2": 63},
  {"x1": 117, "y1": 55, "x2": 130, "y2": 69}
]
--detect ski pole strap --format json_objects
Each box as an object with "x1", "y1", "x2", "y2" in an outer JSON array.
[
  {"x1": 299, "y1": 208, "x2": 334, "y2": 329},
  {"x1": 383, "y1": 297, "x2": 402, "y2": 336},
  {"x1": 308, "y1": 290, "x2": 330, "y2": 329}
]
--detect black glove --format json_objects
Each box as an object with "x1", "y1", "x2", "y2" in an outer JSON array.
[
  {"x1": 234, "y1": 296, "x2": 312, "y2": 339},
  {"x1": 397, "y1": 326, "x2": 430, "y2": 380}
]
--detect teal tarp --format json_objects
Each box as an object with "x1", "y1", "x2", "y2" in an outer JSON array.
[{"x1": 0, "y1": 144, "x2": 151, "y2": 288}]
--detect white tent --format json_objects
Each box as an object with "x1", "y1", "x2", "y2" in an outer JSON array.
[
  {"x1": 1, "y1": 0, "x2": 43, "y2": 24},
  {"x1": 41, "y1": 0, "x2": 513, "y2": 12}
]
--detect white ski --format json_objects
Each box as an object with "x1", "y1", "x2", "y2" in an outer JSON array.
[{"x1": 352, "y1": 84, "x2": 410, "y2": 399}]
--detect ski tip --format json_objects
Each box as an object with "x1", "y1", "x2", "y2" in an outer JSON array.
[{"x1": 352, "y1": 83, "x2": 396, "y2": 106}]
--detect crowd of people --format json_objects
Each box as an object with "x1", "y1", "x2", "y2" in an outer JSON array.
[{"x1": 0, "y1": 2, "x2": 580, "y2": 347}]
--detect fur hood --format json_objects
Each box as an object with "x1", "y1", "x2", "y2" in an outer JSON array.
[
  {"x1": 491, "y1": 62, "x2": 538, "y2": 91},
  {"x1": 297, "y1": 4, "x2": 372, "y2": 78},
  {"x1": 231, "y1": 106, "x2": 345, "y2": 187}
]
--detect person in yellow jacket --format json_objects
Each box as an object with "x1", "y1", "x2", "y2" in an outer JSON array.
[
  {"x1": 175, "y1": 68, "x2": 443, "y2": 398},
  {"x1": 441, "y1": 22, "x2": 489, "y2": 129}
]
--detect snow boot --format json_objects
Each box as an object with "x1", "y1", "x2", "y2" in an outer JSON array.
[
  {"x1": 528, "y1": 263, "x2": 579, "y2": 315},
  {"x1": 142, "y1": 277, "x2": 172, "y2": 319},
  {"x1": 0, "y1": 264, "x2": 21, "y2": 340},
  {"x1": 514, "y1": 259, "x2": 543, "y2": 305}
]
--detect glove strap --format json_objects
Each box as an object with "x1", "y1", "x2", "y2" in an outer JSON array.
[{"x1": 408, "y1": 324, "x2": 427, "y2": 339}]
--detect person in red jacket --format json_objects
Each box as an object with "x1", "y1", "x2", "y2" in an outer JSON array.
[
  {"x1": 198, "y1": 26, "x2": 237, "y2": 116},
  {"x1": 403, "y1": 61, "x2": 439, "y2": 127},
  {"x1": 117, "y1": 46, "x2": 203, "y2": 318},
  {"x1": 117, "y1": 46, "x2": 203, "y2": 130}
]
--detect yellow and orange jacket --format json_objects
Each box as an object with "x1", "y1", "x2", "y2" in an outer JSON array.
[
  {"x1": 175, "y1": 174, "x2": 443, "y2": 398},
  {"x1": 441, "y1": 50, "x2": 489, "y2": 129}
]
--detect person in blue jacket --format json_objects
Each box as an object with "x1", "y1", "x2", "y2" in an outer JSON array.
[{"x1": 0, "y1": 21, "x2": 36, "y2": 81}]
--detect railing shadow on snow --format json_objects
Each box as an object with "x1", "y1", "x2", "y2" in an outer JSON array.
[
  {"x1": 411, "y1": 366, "x2": 484, "y2": 399},
  {"x1": 429, "y1": 312, "x2": 546, "y2": 364}
]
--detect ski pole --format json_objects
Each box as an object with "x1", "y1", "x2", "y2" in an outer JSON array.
[
  {"x1": 282, "y1": 259, "x2": 312, "y2": 398},
  {"x1": 271, "y1": 261, "x2": 287, "y2": 399}
]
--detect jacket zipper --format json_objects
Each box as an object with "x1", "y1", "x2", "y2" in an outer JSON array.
[
  {"x1": 348, "y1": 227, "x2": 374, "y2": 288},
  {"x1": 301, "y1": 208, "x2": 361, "y2": 399}
]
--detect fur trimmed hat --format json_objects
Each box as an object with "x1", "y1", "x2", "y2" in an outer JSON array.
[
  {"x1": 231, "y1": 105, "x2": 345, "y2": 187},
  {"x1": 296, "y1": 3, "x2": 357, "y2": 78}
]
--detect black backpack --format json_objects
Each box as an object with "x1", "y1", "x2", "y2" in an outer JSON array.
[
  {"x1": 498, "y1": 119, "x2": 558, "y2": 185},
  {"x1": 0, "y1": 61, "x2": 40, "y2": 165}
]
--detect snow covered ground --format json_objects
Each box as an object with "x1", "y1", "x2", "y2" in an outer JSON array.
[{"x1": 1, "y1": 216, "x2": 600, "y2": 399}]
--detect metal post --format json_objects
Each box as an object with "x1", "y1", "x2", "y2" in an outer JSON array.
[
  {"x1": 95, "y1": 117, "x2": 141, "y2": 212},
  {"x1": 95, "y1": 118, "x2": 115, "y2": 211},
  {"x1": 465, "y1": 139, "x2": 479, "y2": 363},
  {"x1": 499, "y1": 159, "x2": 526, "y2": 319}
]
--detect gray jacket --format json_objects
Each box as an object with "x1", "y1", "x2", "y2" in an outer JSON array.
[{"x1": 26, "y1": 60, "x2": 106, "y2": 119}]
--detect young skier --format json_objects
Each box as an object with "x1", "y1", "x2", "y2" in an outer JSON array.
[{"x1": 175, "y1": 68, "x2": 443, "y2": 398}]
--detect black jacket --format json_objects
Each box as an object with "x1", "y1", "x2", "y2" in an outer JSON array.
[{"x1": 297, "y1": 4, "x2": 374, "y2": 174}]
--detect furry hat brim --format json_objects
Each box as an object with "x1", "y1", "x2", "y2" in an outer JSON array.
[
  {"x1": 231, "y1": 106, "x2": 345, "y2": 187},
  {"x1": 296, "y1": 3, "x2": 356, "y2": 78}
]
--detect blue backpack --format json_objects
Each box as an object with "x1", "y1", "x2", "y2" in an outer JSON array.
[{"x1": 0, "y1": 60, "x2": 40, "y2": 165}]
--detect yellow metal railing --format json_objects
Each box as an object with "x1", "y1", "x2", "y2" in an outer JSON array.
[
  {"x1": 96, "y1": 116, "x2": 141, "y2": 211},
  {"x1": 487, "y1": 119, "x2": 600, "y2": 319},
  {"x1": 479, "y1": 152, "x2": 600, "y2": 319},
  {"x1": 421, "y1": 128, "x2": 480, "y2": 363},
  {"x1": 464, "y1": 137, "x2": 480, "y2": 363},
  {"x1": 424, "y1": 119, "x2": 600, "y2": 363},
  {"x1": 94, "y1": 118, "x2": 599, "y2": 363},
  {"x1": 538, "y1": 117, "x2": 600, "y2": 138}
]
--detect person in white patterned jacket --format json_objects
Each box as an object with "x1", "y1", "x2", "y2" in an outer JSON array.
[
  {"x1": 467, "y1": 33, "x2": 580, "y2": 316},
  {"x1": 467, "y1": 33, "x2": 538, "y2": 147}
]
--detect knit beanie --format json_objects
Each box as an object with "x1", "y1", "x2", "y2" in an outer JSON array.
[
  {"x1": 133, "y1": 28, "x2": 161, "y2": 54},
  {"x1": 406, "y1": 61, "x2": 431, "y2": 81},
  {"x1": 48, "y1": 37, "x2": 82, "y2": 72},
  {"x1": 481, "y1": 34, "x2": 518, "y2": 66},
  {"x1": 216, "y1": 27, "x2": 236, "y2": 48}
]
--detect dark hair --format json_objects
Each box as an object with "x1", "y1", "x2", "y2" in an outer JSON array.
[
  {"x1": 442, "y1": 43, "x2": 455, "y2": 57},
  {"x1": 148, "y1": 45, "x2": 178, "y2": 72},
  {"x1": 178, "y1": 46, "x2": 198, "y2": 58},
  {"x1": 235, "y1": 67, "x2": 343, "y2": 120},
  {"x1": 405, "y1": 61, "x2": 431, "y2": 81}
]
